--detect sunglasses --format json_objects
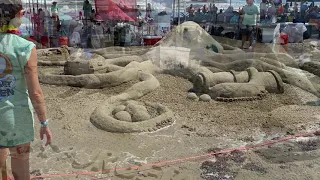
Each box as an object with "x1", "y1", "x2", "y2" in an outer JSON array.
[{"x1": 20, "y1": 10, "x2": 25, "y2": 16}]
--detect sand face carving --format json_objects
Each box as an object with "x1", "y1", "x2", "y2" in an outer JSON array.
[{"x1": 36, "y1": 21, "x2": 320, "y2": 133}]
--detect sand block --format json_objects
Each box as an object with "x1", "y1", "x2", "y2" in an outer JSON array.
[{"x1": 64, "y1": 61, "x2": 94, "y2": 75}]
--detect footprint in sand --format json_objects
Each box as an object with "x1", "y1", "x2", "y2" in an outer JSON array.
[
  {"x1": 114, "y1": 165, "x2": 188, "y2": 180},
  {"x1": 57, "y1": 87, "x2": 81, "y2": 99}
]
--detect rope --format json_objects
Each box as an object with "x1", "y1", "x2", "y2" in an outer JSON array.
[{"x1": 25, "y1": 130, "x2": 319, "y2": 179}]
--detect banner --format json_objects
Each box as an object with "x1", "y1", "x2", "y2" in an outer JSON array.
[{"x1": 95, "y1": 0, "x2": 137, "y2": 21}]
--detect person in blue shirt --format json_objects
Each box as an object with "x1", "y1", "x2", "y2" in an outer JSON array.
[
  {"x1": 301, "y1": 2, "x2": 309, "y2": 19},
  {"x1": 240, "y1": 0, "x2": 260, "y2": 50},
  {"x1": 309, "y1": 6, "x2": 320, "y2": 19}
]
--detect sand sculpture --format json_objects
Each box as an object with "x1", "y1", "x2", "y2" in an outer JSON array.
[
  {"x1": 298, "y1": 44, "x2": 320, "y2": 78},
  {"x1": 89, "y1": 71, "x2": 174, "y2": 133},
  {"x1": 192, "y1": 67, "x2": 284, "y2": 101},
  {"x1": 36, "y1": 21, "x2": 320, "y2": 132}
]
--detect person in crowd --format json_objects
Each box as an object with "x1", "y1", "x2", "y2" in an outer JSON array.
[
  {"x1": 187, "y1": 4, "x2": 195, "y2": 17},
  {"x1": 230, "y1": 11, "x2": 240, "y2": 24},
  {"x1": 307, "y1": 6, "x2": 320, "y2": 38},
  {"x1": 136, "y1": 5, "x2": 142, "y2": 18},
  {"x1": 301, "y1": 2, "x2": 309, "y2": 19},
  {"x1": 260, "y1": 0, "x2": 268, "y2": 20},
  {"x1": 83, "y1": 0, "x2": 92, "y2": 21},
  {"x1": 216, "y1": 9, "x2": 225, "y2": 23},
  {"x1": 284, "y1": 3, "x2": 289, "y2": 13},
  {"x1": 51, "y1": 1, "x2": 58, "y2": 21},
  {"x1": 240, "y1": 0, "x2": 260, "y2": 50},
  {"x1": 90, "y1": 9, "x2": 96, "y2": 21},
  {"x1": 209, "y1": 3, "x2": 217, "y2": 15},
  {"x1": 309, "y1": 6, "x2": 320, "y2": 19},
  {"x1": 38, "y1": 8, "x2": 45, "y2": 34},
  {"x1": 267, "y1": 1, "x2": 277, "y2": 23},
  {"x1": 294, "y1": 3, "x2": 299, "y2": 17},
  {"x1": 202, "y1": 5, "x2": 208, "y2": 13},
  {"x1": 0, "y1": 1, "x2": 52, "y2": 179},
  {"x1": 278, "y1": 4, "x2": 285, "y2": 16},
  {"x1": 146, "y1": 3, "x2": 152, "y2": 19},
  {"x1": 79, "y1": 10, "x2": 83, "y2": 20}
]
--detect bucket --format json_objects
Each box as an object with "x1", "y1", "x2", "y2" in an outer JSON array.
[
  {"x1": 29, "y1": 36, "x2": 36, "y2": 41},
  {"x1": 50, "y1": 36, "x2": 58, "y2": 47},
  {"x1": 280, "y1": 33, "x2": 289, "y2": 52},
  {"x1": 59, "y1": 36, "x2": 69, "y2": 46},
  {"x1": 280, "y1": 33, "x2": 289, "y2": 45},
  {"x1": 41, "y1": 36, "x2": 49, "y2": 46}
]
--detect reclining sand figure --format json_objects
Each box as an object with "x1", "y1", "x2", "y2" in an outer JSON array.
[
  {"x1": 189, "y1": 50, "x2": 320, "y2": 97},
  {"x1": 192, "y1": 67, "x2": 284, "y2": 101}
]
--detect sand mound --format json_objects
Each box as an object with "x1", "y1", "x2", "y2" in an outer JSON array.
[{"x1": 155, "y1": 21, "x2": 223, "y2": 53}]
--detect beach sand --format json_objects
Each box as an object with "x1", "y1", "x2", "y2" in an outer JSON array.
[
  {"x1": 24, "y1": 73, "x2": 320, "y2": 180},
  {"x1": 2, "y1": 37, "x2": 320, "y2": 180}
]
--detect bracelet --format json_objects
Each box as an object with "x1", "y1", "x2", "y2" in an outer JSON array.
[{"x1": 40, "y1": 120, "x2": 49, "y2": 128}]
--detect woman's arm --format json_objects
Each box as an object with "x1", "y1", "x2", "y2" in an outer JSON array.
[{"x1": 24, "y1": 47, "x2": 47, "y2": 122}]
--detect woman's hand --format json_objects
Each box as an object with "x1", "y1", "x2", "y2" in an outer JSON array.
[{"x1": 40, "y1": 127, "x2": 52, "y2": 146}]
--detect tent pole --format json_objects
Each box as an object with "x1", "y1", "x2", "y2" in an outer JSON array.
[
  {"x1": 184, "y1": 0, "x2": 186, "y2": 22},
  {"x1": 32, "y1": 0, "x2": 35, "y2": 34},
  {"x1": 177, "y1": 0, "x2": 180, "y2": 25},
  {"x1": 94, "y1": 0, "x2": 97, "y2": 13},
  {"x1": 29, "y1": 0, "x2": 31, "y2": 34},
  {"x1": 173, "y1": 0, "x2": 175, "y2": 20}
]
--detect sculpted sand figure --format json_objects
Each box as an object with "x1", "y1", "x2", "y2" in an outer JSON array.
[
  {"x1": 37, "y1": 47, "x2": 175, "y2": 133},
  {"x1": 192, "y1": 67, "x2": 284, "y2": 101},
  {"x1": 35, "y1": 21, "x2": 320, "y2": 132}
]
